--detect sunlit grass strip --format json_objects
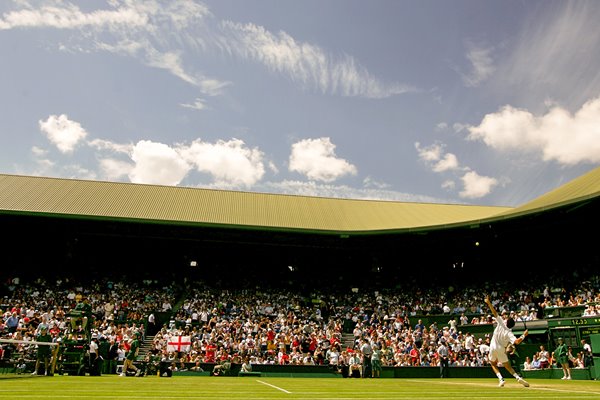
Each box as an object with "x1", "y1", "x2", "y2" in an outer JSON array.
[{"x1": 0, "y1": 376, "x2": 598, "y2": 400}]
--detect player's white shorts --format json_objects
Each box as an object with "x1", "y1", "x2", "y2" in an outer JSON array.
[{"x1": 488, "y1": 347, "x2": 508, "y2": 364}]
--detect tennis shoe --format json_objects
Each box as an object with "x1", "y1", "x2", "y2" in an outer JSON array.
[
  {"x1": 498, "y1": 379, "x2": 505, "y2": 387},
  {"x1": 518, "y1": 378, "x2": 530, "y2": 387}
]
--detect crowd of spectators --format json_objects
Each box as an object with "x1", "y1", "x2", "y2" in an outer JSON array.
[
  {"x1": 146, "y1": 273, "x2": 600, "y2": 373},
  {"x1": 1, "y1": 271, "x2": 599, "y2": 375},
  {"x1": 523, "y1": 339, "x2": 593, "y2": 371},
  {"x1": 0, "y1": 276, "x2": 179, "y2": 371}
]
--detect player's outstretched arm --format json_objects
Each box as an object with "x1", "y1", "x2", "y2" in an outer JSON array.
[
  {"x1": 514, "y1": 330, "x2": 529, "y2": 345},
  {"x1": 484, "y1": 295, "x2": 499, "y2": 318}
]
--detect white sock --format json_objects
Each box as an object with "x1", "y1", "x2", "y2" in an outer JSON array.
[{"x1": 496, "y1": 372, "x2": 503, "y2": 380}]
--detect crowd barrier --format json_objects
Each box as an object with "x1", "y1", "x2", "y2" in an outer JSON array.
[{"x1": 0, "y1": 359, "x2": 593, "y2": 380}]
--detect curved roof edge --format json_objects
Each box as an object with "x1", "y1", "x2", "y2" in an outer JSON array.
[
  {"x1": 0, "y1": 167, "x2": 598, "y2": 233},
  {"x1": 493, "y1": 166, "x2": 600, "y2": 219}
]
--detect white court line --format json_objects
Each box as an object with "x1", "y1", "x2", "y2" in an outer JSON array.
[
  {"x1": 256, "y1": 379, "x2": 292, "y2": 394},
  {"x1": 404, "y1": 379, "x2": 600, "y2": 396}
]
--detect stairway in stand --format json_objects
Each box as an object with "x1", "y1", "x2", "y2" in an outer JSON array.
[
  {"x1": 342, "y1": 333, "x2": 356, "y2": 350},
  {"x1": 137, "y1": 335, "x2": 155, "y2": 360}
]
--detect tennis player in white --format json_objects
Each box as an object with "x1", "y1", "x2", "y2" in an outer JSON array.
[{"x1": 484, "y1": 295, "x2": 530, "y2": 387}]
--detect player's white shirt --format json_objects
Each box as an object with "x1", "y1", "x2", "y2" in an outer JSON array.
[
  {"x1": 490, "y1": 316, "x2": 517, "y2": 351},
  {"x1": 488, "y1": 316, "x2": 517, "y2": 363}
]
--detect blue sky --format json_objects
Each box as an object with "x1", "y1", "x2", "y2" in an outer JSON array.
[{"x1": 1, "y1": 0, "x2": 599, "y2": 207}]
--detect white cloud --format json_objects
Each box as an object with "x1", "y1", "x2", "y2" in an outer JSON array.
[
  {"x1": 415, "y1": 142, "x2": 443, "y2": 162},
  {"x1": 289, "y1": 138, "x2": 357, "y2": 182},
  {"x1": 129, "y1": 140, "x2": 191, "y2": 186},
  {"x1": 415, "y1": 142, "x2": 460, "y2": 172},
  {"x1": 459, "y1": 171, "x2": 498, "y2": 199},
  {"x1": 179, "y1": 138, "x2": 265, "y2": 187},
  {"x1": 462, "y1": 44, "x2": 495, "y2": 87},
  {"x1": 416, "y1": 141, "x2": 497, "y2": 198},
  {"x1": 432, "y1": 153, "x2": 459, "y2": 173},
  {"x1": 39, "y1": 114, "x2": 88, "y2": 153},
  {"x1": 468, "y1": 97, "x2": 600, "y2": 165},
  {"x1": 99, "y1": 158, "x2": 133, "y2": 181},
  {"x1": 220, "y1": 21, "x2": 415, "y2": 98},
  {"x1": 38, "y1": 119, "x2": 266, "y2": 188}
]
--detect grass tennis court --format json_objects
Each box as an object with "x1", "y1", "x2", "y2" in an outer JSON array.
[{"x1": 0, "y1": 376, "x2": 598, "y2": 399}]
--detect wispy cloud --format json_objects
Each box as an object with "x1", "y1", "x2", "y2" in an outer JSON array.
[
  {"x1": 0, "y1": 2, "x2": 148, "y2": 30},
  {"x1": 1, "y1": 1, "x2": 410, "y2": 100},
  {"x1": 220, "y1": 21, "x2": 416, "y2": 98},
  {"x1": 143, "y1": 48, "x2": 198, "y2": 86},
  {"x1": 363, "y1": 176, "x2": 391, "y2": 190},
  {"x1": 198, "y1": 79, "x2": 231, "y2": 97},
  {"x1": 180, "y1": 98, "x2": 207, "y2": 111},
  {"x1": 88, "y1": 138, "x2": 133, "y2": 154},
  {"x1": 461, "y1": 43, "x2": 495, "y2": 87},
  {"x1": 0, "y1": 1, "x2": 226, "y2": 92},
  {"x1": 497, "y1": 1, "x2": 600, "y2": 108},
  {"x1": 289, "y1": 137, "x2": 357, "y2": 182},
  {"x1": 261, "y1": 180, "x2": 448, "y2": 203}
]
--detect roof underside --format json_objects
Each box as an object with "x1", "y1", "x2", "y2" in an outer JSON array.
[{"x1": 0, "y1": 166, "x2": 599, "y2": 234}]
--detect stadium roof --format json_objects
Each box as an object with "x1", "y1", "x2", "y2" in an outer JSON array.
[{"x1": 0, "y1": 166, "x2": 599, "y2": 234}]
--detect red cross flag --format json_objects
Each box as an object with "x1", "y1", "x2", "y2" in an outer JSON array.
[{"x1": 167, "y1": 336, "x2": 192, "y2": 353}]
